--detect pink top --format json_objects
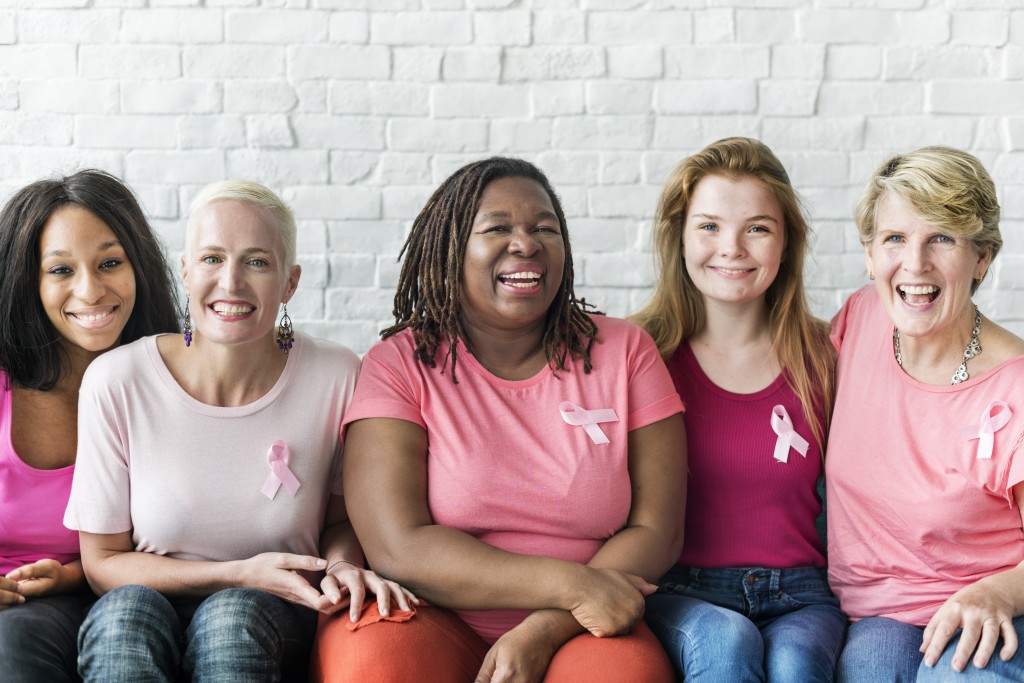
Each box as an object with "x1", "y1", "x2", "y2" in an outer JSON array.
[
  {"x1": 668, "y1": 344, "x2": 825, "y2": 569},
  {"x1": 65, "y1": 333, "x2": 355, "y2": 562},
  {"x1": 0, "y1": 371, "x2": 80, "y2": 575},
  {"x1": 344, "y1": 315, "x2": 684, "y2": 643},
  {"x1": 826, "y1": 287, "x2": 1024, "y2": 625}
]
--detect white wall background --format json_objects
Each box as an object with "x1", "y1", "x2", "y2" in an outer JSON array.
[{"x1": 1, "y1": 0, "x2": 1023, "y2": 354}]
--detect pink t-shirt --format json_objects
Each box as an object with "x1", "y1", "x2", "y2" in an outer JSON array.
[
  {"x1": 344, "y1": 315, "x2": 684, "y2": 643},
  {"x1": 65, "y1": 333, "x2": 355, "y2": 562},
  {"x1": 0, "y1": 371, "x2": 79, "y2": 575},
  {"x1": 826, "y1": 287, "x2": 1024, "y2": 625},
  {"x1": 668, "y1": 344, "x2": 826, "y2": 569}
]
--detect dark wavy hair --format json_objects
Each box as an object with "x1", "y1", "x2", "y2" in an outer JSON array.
[
  {"x1": 383, "y1": 156, "x2": 599, "y2": 382},
  {"x1": 0, "y1": 169, "x2": 179, "y2": 390}
]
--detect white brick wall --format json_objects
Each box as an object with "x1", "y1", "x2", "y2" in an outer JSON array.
[{"x1": 1, "y1": 1, "x2": 1023, "y2": 353}]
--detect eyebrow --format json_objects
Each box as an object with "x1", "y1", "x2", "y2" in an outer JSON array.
[
  {"x1": 41, "y1": 240, "x2": 123, "y2": 259},
  {"x1": 196, "y1": 245, "x2": 274, "y2": 256},
  {"x1": 475, "y1": 210, "x2": 560, "y2": 222},
  {"x1": 690, "y1": 212, "x2": 780, "y2": 224}
]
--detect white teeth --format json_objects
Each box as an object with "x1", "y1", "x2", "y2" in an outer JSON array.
[
  {"x1": 501, "y1": 272, "x2": 541, "y2": 280},
  {"x1": 899, "y1": 285, "x2": 938, "y2": 295},
  {"x1": 212, "y1": 303, "x2": 253, "y2": 315},
  {"x1": 73, "y1": 309, "x2": 112, "y2": 321}
]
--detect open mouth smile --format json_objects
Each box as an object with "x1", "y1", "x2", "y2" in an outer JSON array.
[
  {"x1": 897, "y1": 284, "x2": 939, "y2": 305},
  {"x1": 498, "y1": 271, "x2": 542, "y2": 289}
]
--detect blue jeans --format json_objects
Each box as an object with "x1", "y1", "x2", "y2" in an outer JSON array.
[
  {"x1": 838, "y1": 616, "x2": 1024, "y2": 683},
  {"x1": 77, "y1": 585, "x2": 317, "y2": 683},
  {"x1": 0, "y1": 591, "x2": 93, "y2": 682},
  {"x1": 645, "y1": 566, "x2": 846, "y2": 683}
]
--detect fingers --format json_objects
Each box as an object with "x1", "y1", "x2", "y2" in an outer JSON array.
[
  {"x1": 5, "y1": 559, "x2": 59, "y2": 583},
  {"x1": 969, "y1": 618, "x2": 1002, "y2": 670},
  {"x1": 474, "y1": 652, "x2": 497, "y2": 683},
  {"x1": 0, "y1": 587, "x2": 25, "y2": 607},
  {"x1": 276, "y1": 554, "x2": 328, "y2": 572},
  {"x1": 348, "y1": 576, "x2": 366, "y2": 622},
  {"x1": 999, "y1": 619, "x2": 1019, "y2": 662},
  {"x1": 922, "y1": 617, "x2": 957, "y2": 668},
  {"x1": 949, "y1": 620, "x2": 983, "y2": 672},
  {"x1": 623, "y1": 572, "x2": 658, "y2": 596}
]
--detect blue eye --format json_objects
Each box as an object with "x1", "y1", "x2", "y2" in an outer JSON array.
[
  {"x1": 698, "y1": 223, "x2": 718, "y2": 232},
  {"x1": 201, "y1": 255, "x2": 221, "y2": 264},
  {"x1": 249, "y1": 258, "x2": 269, "y2": 268}
]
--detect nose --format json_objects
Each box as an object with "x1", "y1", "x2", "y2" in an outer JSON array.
[
  {"x1": 219, "y1": 260, "x2": 243, "y2": 292},
  {"x1": 508, "y1": 227, "x2": 540, "y2": 257},
  {"x1": 74, "y1": 269, "x2": 105, "y2": 304},
  {"x1": 903, "y1": 241, "x2": 930, "y2": 274},
  {"x1": 719, "y1": 229, "x2": 746, "y2": 258}
]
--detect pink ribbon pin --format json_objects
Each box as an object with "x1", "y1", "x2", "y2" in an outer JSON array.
[
  {"x1": 770, "y1": 405, "x2": 809, "y2": 464},
  {"x1": 260, "y1": 440, "x2": 301, "y2": 500},
  {"x1": 560, "y1": 402, "x2": 618, "y2": 445},
  {"x1": 959, "y1": 400, "x2": 1012, "y2": 460}
]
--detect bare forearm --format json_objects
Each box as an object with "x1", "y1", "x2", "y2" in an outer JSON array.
[
  {"x1": 83, "y1": 551, "x2": 241, "y2": 598},
  {"x1": 320, "y1": 519, "x2": 365, "y2": 567},
  {"x1": 367, "y1": 524, "x2": 587, "y2": 612},
  {"x1": 586, "y1": 522, "x2": 681, "y2": 584}
]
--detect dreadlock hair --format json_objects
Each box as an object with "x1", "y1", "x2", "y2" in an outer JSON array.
[
  {"x1": 383, "y1": 156, "x2": 599, "y2": 383},
  {"x1": 630, "y1": 137, "x2": 835, "y2": 452}
]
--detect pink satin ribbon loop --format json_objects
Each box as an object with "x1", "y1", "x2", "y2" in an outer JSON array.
[
  {"x1": 559, "y1": 401, "x2": 618, "y2": 445},
  {"x1": 959, "y1": 400, "x2": 1012, "y2": 460},
  {"x1": 260, "y1": 440, "x2": 301, "y2": 500},
  {"x1": 770, "y1": 405, "x2": 809, "y2": 464}
]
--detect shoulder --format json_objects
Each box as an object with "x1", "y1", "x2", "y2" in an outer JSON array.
[
  {"x1": 297, "y1": 332, "x2": 360, "y2": 368},
  {"x1": 82, "y1": 336, "x2": 155, "y2": 385}
]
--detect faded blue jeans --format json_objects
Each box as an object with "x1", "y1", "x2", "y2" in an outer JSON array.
[
  {"x1": 77, "y1": 584, "x2": 317, "y2": 683},
  {"x1": 0, "y1": 591, "x2": 93, "y2": 682},
  {"x1": 838, "y1": 615, "x2": 1024, "y2": 683},
  {"x1": 645, "y1": 566, "x2": 846, "y2": 682}
]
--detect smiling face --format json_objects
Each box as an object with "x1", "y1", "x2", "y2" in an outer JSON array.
[
  {"x1": 682, "y1": 174, "x2": 786, "y2": 311},
  {"x1": 866, "y1": 191, "x2": 991, "y2": 343},
  {"x1": 183, "y1": 199, "x2": 300, "y2": 349},
  {"x1": 460, "y1": 175, "x2": 566, "y2": 338},
  {"x1": 38, "y1": 205, "x2": 136, "y2": 357}
]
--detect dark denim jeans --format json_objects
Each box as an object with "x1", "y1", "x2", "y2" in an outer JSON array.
[
  {"x1": 838, "y1": 615, "x2": 1024, "y2": 683},
  {"x1": 0, "y1": 591, "x2": 93, "y2": 682},
  {"x1": 77, "y1": 584, "x2": 316, "y2": 683},
  {"x1": 645, "y1": 565, "x2": 846, "y2": 683}
]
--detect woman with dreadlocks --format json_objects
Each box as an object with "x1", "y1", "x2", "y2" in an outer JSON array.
[{"x1": 311, "y1": 157, "x2": 686, "y2": 683}]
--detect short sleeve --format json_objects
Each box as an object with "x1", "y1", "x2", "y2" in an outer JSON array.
[
  {"x1": 624, "y1": 324, "x2": 685, "y2": 432},
  {"x1": 64, "y1": 359, "x2": 133, "y2": 534},
  {"x1": 342, "y1": 336, "x2": 426, "y2": 431}
]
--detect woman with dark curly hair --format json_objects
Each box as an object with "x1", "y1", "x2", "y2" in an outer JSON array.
[
  {"x1": 0, "y1": 169, "x2": 178, "y2": 682},
  {"x1": 312, "y1": 156, "x2": 686, "y2": 683}
]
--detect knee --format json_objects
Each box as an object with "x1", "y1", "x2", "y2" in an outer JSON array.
[
  {"x1": 81, "y1": 585, "x2": 177, "y2": 644},
  {"x1": 646, "y1": 598, "x2": 762, "y2": 673},
  {"x1": 0, "y1": 606, "x2": 35, "y2": 656},
  {"x1": 188, "y1": 588, "x2": 283, "y2": 646}
]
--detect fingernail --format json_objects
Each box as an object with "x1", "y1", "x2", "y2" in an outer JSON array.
[
  {"x1": 316, "y1": 559, "x2": 327, "y2": 568},
  {"x1": 381, "y1": 607, "x2": 389, "y2": 616}
]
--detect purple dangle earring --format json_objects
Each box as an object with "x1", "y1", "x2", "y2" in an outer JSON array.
[
  {"x1": 275, "y1": 304, "x2": 294, "y2": 355},
  {"x1": 182, "y1": 296, "x2": 193, "y2": 347}
]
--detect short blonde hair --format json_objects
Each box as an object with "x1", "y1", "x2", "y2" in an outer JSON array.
[
  {"x1": 187, "y1": 180, "x2": 297, "y2": 268},
  {"x1": 856, "y1": 146, "x2": 1001, "y2": 292}
]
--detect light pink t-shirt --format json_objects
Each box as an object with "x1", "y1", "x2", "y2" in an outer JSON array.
[
  {"x1": 826, "y1": 287, "x2": 1024, "y2": 625},
  {"x1": 0, "y1": 371, "x2": 79, "y2": 574},
  {"x1": 65, "y1": 333, "x2": 357, "y2": 562},
  {"x1": 344, "y1": 315, "x2": 684, "y2": 643},
  {"x1": 668, "y1": 344, "x2": 826, "y2": 569}
]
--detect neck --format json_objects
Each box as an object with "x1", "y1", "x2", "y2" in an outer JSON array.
[
  {"x1": 695, "y1": 298, "x2": 772, "y2": 349},
  {"x1": 895, "y1": 304, "x2": 980, "y2": 385},
  {"x1": 461, "y1": 317, "x2": 548, "y2": 381},
  {"x1": 169, "y1": 332, "x2": 289, "y2": 406}
]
